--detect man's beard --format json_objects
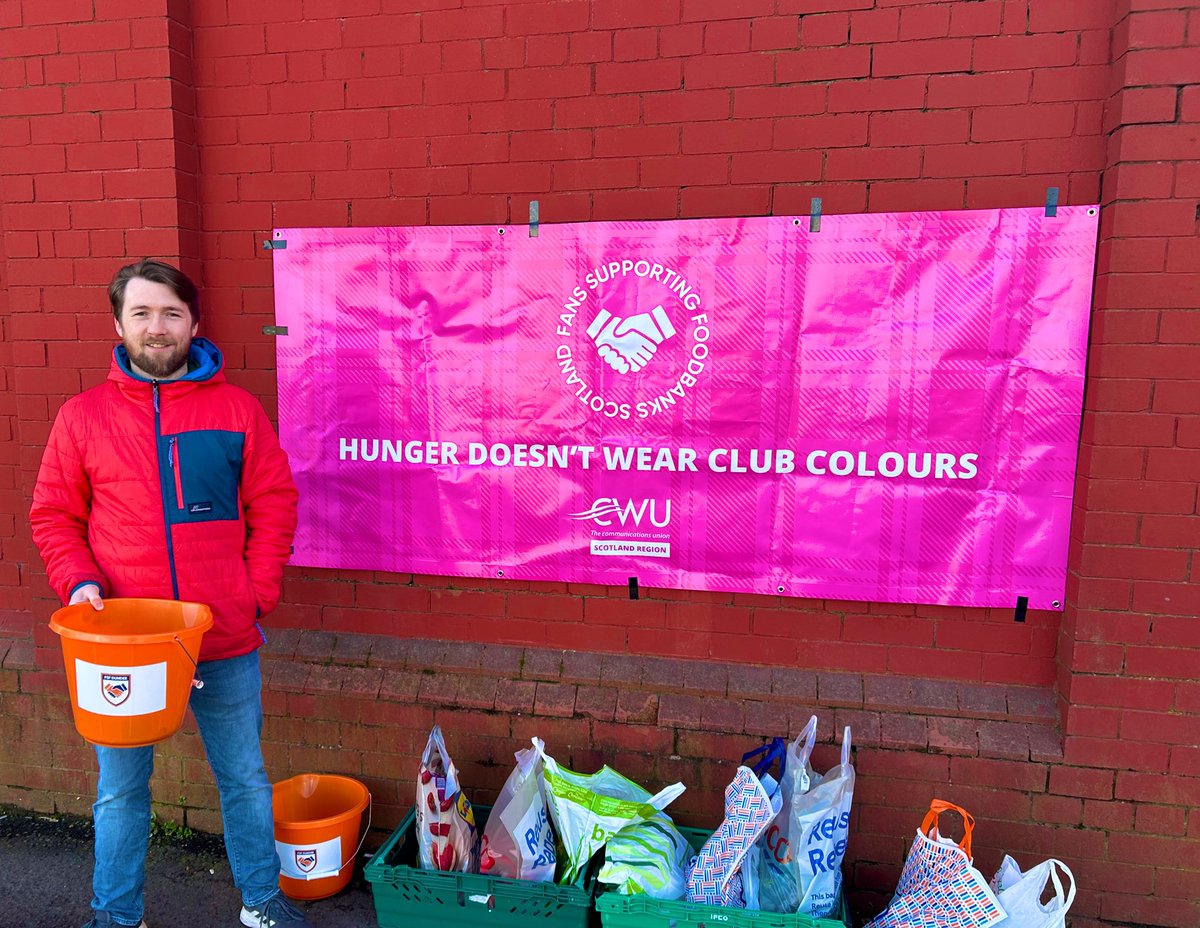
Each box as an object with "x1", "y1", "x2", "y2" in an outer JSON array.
[{"x1": 125, "y1": 337, "x2": 190, "y2": 379}]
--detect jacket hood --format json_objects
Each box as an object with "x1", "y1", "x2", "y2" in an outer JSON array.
[{"x1": 111, "y1": 337, "x2": 225, "y2": 385}]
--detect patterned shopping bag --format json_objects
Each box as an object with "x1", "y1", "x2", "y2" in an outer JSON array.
[
  {"x1": 867, "y1": 799, "x2": 1006, "y2": 928},
  {"x1": 686, "y1": 766, "x2": 782, "y2": 907}
]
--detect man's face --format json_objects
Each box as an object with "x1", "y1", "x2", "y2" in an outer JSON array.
[{"x1": 114, "y1": 277, "x2": 197, "y2": 380}]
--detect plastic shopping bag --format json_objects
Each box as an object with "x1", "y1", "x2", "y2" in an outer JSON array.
[
  {"x1": 866, "y1": 800, "x2": 1006, "y2": 928},
  {"x1": 991, "y1": 856, "x2": 1076, "y2": 928},
  {"x1": 790, "y1": 724, "x2": 854, "y2": 917},
  {"x1": 755, "y1": 720, "x2": 822, "y2": 913},
  {"x1": 479, "y1": 737, "x2": 556, "y2": 881},
  {"x1": 535, "y1": 741, "x2": 685, "y2": 885},
  {"x1": 739, "y1": 737, "x2": 787, "y2": 910},
  {"x1": 741, "y1": 842, "x2": 762, "y2": 910},
  {"x1": 686, "y1": 765, "x2": 782, "y2": 907},
  {"x1": 416, "y1": 724, "x2": 480, "y2": 872},
  {"x1": 598, "y1": 814, "x2": 691, "y2": 898}
]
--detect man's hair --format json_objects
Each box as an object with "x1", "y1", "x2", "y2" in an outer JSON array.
[{"x1": 109, "y1": 259, "x2": 200, "y2": 325}]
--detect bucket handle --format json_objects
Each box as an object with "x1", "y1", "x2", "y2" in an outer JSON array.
[
  {"x1": 173, "y1": 635, "x2": 204, "y2": 690},
  {"x1": 297, "y1": 793, "x2": 373, "y2": 881}
]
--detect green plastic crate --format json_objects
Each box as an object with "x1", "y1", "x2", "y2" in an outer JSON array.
[
  {"x1": 594, "y1": 826, "x2": 851, "y2": 928},
  {"x1": 364, "y1": 804, "x2": 596, "y2": 928}
]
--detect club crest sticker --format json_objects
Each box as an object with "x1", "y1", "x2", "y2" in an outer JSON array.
[
  {"x1": 553, "y1": 259, "x2": 713, "y2": 420},
  {"x1": 295, "y1": 849, "x2": 318, "y2": 873},
  {"x1": 101, "y1": 673, "x2": 131, "y2": 707},
  {"x1": 76, "y1": 660, "x2": 168, "y2": 716}
]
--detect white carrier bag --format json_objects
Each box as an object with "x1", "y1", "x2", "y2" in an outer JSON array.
[
  {"x1": 479, "y1": 738, "x2": 556, "y2": 881},
  {"x1": 991, "y1": 856, "x2": 1076, "y2": 928},
  {"x1": 756, "y1": 716, "x2": 822, "y2": 912},
  {"x1": 789, "y1": 725, "x2": 854, "y2": 917}
]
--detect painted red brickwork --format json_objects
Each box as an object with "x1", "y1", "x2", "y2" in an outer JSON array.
[{"x1": 1, "y1": 1, "x2": 1198, "y2": 925}]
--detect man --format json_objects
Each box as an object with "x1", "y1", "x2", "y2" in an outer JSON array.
[{"x1": 30, "y1": 259, "x2": 306, "y2": 928}]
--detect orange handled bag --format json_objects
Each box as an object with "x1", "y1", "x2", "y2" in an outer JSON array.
[{"x1": 866, "y1": 799, "x2": 1006, "y2": 928}]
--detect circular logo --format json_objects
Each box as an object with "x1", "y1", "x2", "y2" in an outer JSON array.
[{"x1": 552, "y1": 258, "x2": 712, "y2": 420}]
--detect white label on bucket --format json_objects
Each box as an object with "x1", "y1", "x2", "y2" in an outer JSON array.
[
  {"x1": 75, "y1": 659, "x2": 168, "y2": 717},
  {"x1": 277, "y1": 836, "x2": 342, "y2": 880}
]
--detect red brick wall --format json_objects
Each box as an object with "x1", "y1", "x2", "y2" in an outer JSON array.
[{"x1": 2, "y1": 1, "x2": 1198, "y2": 926}]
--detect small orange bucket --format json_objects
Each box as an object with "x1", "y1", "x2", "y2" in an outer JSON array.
[
  {"x1": 49, "y1": 598, "x2": 212, "y2": 748},
  {"x1": 273, "y1": 774, "x2": 371, "y2": 900}
]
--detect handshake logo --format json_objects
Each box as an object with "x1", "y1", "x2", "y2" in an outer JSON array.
[{"x1": 585, "y1": 305, "x2": 677, "y2": 374}]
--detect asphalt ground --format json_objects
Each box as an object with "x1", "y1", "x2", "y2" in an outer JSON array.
[{"x1": 0, "y1": 804, "x2": 379, "y2": 928}]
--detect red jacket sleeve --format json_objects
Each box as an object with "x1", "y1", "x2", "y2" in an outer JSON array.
[
  {"x1": 241, "y1": 402, "x2": 298, "y2": 617},
  {"x1": 29, "y1": 404, "x2": 109, "y2": 604}
]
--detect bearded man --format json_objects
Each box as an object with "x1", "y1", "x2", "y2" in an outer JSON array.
[{"x1": 30, "y1": 259, "x2": 306, "y2": 928}]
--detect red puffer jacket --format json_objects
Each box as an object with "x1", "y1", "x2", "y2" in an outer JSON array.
[{"x1": 31, "y1": 338, "x2": 298, "y2": 662}]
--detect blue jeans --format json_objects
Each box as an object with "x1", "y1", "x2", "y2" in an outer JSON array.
[{"x1": 91, "y1": 651, "x2": 280, "y2": 925}]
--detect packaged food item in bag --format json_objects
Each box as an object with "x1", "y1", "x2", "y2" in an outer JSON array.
[
  {"x1": 479, "y1": 737, "x2": 556, "y2": 881},
  {"x1": 534, "y1": 740, "x2": 685, "y2": 885},
  {"x1": 416, "y1": 724, "x2": 479, "y2": 872},
  {"x1": 599, "y1": 813, "x2": 691, "y2": 899}
]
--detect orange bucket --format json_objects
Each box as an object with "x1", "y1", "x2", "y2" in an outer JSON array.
[
  {"x1": 273, "y1": 774, "x2": 371, "y2": 901},
  {"x1": 49, "y1": 598, "x2": 212, "y2": 748}
]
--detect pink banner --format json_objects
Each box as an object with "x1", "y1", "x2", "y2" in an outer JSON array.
[{"x1": 271, "y1": 208, "x2": 1097, "y2": 610}]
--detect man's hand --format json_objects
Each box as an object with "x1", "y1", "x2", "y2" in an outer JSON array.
[
  {"x1": 69, "y1": 583, "x2": 104, "y2": 610},
  {"x1": 585, "y1": 305, "x2": 677, "y2": 374}
]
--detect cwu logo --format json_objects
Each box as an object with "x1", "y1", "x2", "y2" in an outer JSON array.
[
  {"x1": 295, "y1": 849, "x2": 318, "y2": 874},
  {"x1": 101, "y1": 673, "x2": 130, "y2": 707},
  {"x1": 569, "y1": 498, "x2": 671, "y2": 528}
]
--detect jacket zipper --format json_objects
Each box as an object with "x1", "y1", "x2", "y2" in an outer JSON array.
[
  {"x1": 154, "y1": 383, "x2": 181, "y2": 599},
  {"x1": 169, "y1": 437, "x2": 184, "y2": 510}
]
